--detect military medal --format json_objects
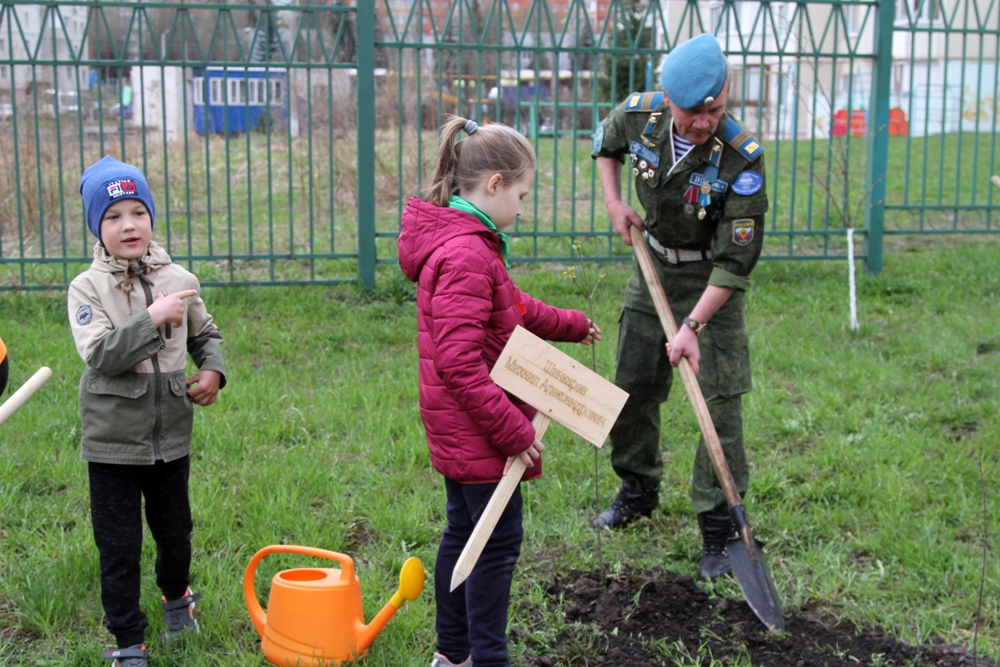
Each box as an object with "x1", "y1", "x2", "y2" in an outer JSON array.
[
  {"x1": 629, "y1": 140, "x2": 659, "y2": 183},
  {"x1": 693, "y1": 138, "x2": 725, "y2": 221},
  {"x1": 684, "y1": 203, "x2": 695, "y2": 216}
]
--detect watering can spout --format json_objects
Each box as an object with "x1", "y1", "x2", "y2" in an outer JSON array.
[{"x1": 356, "y1": 557, "x2": 425, "y2": 654}]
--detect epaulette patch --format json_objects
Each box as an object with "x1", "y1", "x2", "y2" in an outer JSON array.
[
  {"x1": 625, "y1": 92, "x2": 665, "y2": 112},
  {"x1": 643, "y1": 112, "x2": 662, "y2": 136},
  {"x1": 725, "y1": 118, "x2": 764, "y2": 160}
]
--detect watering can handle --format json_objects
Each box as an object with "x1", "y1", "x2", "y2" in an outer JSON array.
[{"x1": 243, "y1": 545, "x2": 356, "y2": 637}]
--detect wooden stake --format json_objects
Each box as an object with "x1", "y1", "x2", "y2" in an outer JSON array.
[
  {"x1": 450, "y1": 412, "x2": 550, "y2": 591},
  {"x1": 0, "y1": 366, "x2": 53, "y2": 428}
]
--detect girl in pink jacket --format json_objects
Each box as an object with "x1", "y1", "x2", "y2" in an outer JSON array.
[{"x1": 399, "y1": 117, "x2": 601, "y2": 667}]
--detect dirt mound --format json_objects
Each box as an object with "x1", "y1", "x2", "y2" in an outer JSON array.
[{"x1": 516, "y1": 568, "x2": 991, "y2": 667}]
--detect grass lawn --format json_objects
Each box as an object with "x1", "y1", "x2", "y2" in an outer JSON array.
[{"x1": 0, "y1": 236, "x2": 997, "y2": 665}]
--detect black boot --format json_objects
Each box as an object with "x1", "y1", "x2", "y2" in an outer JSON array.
[
  {"x1": 592, "y1": 481, "x2": 659, "y2": 529},
  {"x1": 699, "y1": 512, "x2": 735, "y2": 580}
]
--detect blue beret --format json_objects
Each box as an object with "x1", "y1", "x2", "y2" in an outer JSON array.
[
  {"x1": 660, "y1": 33, "x2": 728, "y2": 110},
  {"x1": 79, "y1": 156, "x2": 156, "y2": 240}
]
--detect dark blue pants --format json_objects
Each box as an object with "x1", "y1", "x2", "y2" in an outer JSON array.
[
  {"x1": 435, "y1": 478, "x2": 523, "y2": 667},
  {"x1": 88, "y1": 456, "x2": 193, "y2": 648}
]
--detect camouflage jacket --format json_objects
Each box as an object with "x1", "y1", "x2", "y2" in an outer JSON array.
[{"x1": 592, "y1": 92, "x2": 769, "y2": 291}]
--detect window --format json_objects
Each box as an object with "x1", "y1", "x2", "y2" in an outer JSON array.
[
  {"x1": 248, "y1": 78, "x2": 266, "y2": 105},
  {"x1": 193, "y1": 77, "x2": 204, "y2": 105},
  {"x1": 228, "y1": 78, "x2": 246, "y2": 105},
  {"x1": 710, "y1": 3, "x2": 724, "y2": 30},
  {"x1": 896, "y1": 0, "x2": 942, "y2": 23},
  {"x1": 210, "y1": 78, "x2": 224, "y2": 105},
  {"x1": 845, "y1": 4, "x2": 865, "y2": 34},
  {"x1": 731, "y1": 66, "x2": 766, "y2": 107},
  {"x1": 1, "y1": 66, "x2": 7, "y2": 81},
  {"x1": 269, "y1": 79, "x2": 283, "y2": 106}
]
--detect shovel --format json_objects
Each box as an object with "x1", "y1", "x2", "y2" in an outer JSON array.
[{"x1": 629, "y1": 226, "x2": 784, "y2": 632}]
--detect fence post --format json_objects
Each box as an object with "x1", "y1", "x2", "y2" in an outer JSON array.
[
  {"x1": 356, "y1": 0, "x2": 377, "y2": 289},
  {"x1": 863, "y1": 0, "x2": 894, "y2": 275}
]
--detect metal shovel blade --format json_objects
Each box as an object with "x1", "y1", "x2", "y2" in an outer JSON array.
[{"x1": 728, "y1": 533, "x2": 785, "y2": 632}]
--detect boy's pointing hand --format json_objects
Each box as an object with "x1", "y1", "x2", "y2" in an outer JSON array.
[{"x1": 148, "y1": 289, "x2": 198, "y2": 328}]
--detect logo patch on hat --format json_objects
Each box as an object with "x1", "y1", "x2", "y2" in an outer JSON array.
[
  {"x1": 75, "y1": 304, "x2": 93, "y2": 326},
  {"x1": 732, "y1": 219, "x2": 754, "y2": 246},
  {"x1": 106, "y1": 179, "x2": 139, "y2": 199},
  {"x1": 731, "y1": 171, "x2": 763, "y2": 196}
]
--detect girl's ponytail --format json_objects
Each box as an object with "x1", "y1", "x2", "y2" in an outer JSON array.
[{"x1": 424, "y1": 117, "x2": 472, "y2": 207}]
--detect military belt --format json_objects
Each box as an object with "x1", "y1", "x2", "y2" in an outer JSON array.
[{"x1": 643, "y1": 231, "x2": 713, "y2": 264}]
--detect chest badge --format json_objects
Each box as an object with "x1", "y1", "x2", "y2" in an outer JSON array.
[
  {"x1": 732, "y1": 170, "x2": 764, "y2": 195},
  {"x1": 629, "y1": 140, "x2": 659, "y2": 181}
]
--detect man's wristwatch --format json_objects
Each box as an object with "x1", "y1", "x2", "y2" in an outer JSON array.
[{"x1": 682, "y1": 317, "x2": 705, "y2": 337}]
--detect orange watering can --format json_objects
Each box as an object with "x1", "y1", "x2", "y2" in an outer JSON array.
[{"x1": 244, "y1": 545, "x2": 425, "y2": 666}]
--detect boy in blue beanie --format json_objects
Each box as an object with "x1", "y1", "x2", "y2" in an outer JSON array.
[{"x1": 69, "y1": 156, "x2": 226, "y2": 667}]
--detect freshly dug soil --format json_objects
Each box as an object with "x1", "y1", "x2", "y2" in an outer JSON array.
[{"x1": 515, "y1": 567, "x2": 992, "y2": 667}]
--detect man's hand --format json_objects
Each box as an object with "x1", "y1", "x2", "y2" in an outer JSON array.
[
  {"x1": 503, "y1": 437, "x2": 546, "y2": 475},
  {"x1": 607, "y1": 200, "x2": 645, "y2": 245},
  {"x1": 148, "y1": 289, "x2": 197, "y2": 328},
  {"x1": 666, "y1": 324, "x2": 701, "y2": 374},
  {"x1": 186, "y1": 369, "x2": 221, "y2": 406},
  {"x1": 597, "y1": 156, "x2": 645, "y2": 245}
]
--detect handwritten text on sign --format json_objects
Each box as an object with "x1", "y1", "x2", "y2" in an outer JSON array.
[{"x1": 490, "y1": 326, "x2": 629, "y2": 448}]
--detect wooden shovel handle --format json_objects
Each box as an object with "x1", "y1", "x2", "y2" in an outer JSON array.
[{"x1": 629, "y1": 227, "x2": 743, "y2": 511}]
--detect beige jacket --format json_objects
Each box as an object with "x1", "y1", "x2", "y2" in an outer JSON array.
[{"x1": 68, "y1": 242, "x2": 225, "y2": 464}]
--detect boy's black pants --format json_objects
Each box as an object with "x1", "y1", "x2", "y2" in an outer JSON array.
[{"x1": 88, "y1": 456, "x2": 193, "y2": 648}]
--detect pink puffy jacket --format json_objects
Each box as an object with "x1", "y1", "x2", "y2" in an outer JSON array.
[{"x1": 398, "y1": 197, "x2": 591, "y2": 483}]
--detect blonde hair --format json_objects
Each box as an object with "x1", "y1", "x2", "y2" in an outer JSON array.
[{"x1": 423, "y1": 117, "x2": 536, "y2": 207}]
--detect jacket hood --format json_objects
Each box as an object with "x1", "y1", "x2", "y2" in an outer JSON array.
[
  {"x1": 398, "y1": 197, "x2": 499, "y2": 282},
  {"x1": 89, "y1": 240, "x2": 172, "y2": 277}
]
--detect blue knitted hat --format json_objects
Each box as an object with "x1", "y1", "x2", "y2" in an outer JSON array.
[
  {"x1": 79, "y1": 156, "x2": 155, "y2": 240},
  {"x1": 660, "y1": 34, "x2": 728, "y2": 110}
]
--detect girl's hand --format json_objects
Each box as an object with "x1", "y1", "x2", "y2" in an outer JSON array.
[
  {"x1": 503, "y1": 437, "x2": 545, "y2": 474},
  {"x1": 581, "y1": 320, "x2": 602, "y2": 345}
]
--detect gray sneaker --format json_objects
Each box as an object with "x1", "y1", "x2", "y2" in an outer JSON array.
[
  {"x1": 161, "y1": 588, "x2": 200, "y2": 642},
  {"x1": 103, "y1": 644, "x2": 147, "y2": 667},
  {"x1": 429, "y1": 652, "x2": 472, "y2": 667}
]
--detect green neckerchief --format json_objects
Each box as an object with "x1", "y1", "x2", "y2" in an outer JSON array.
[{"x1": 448, "y1": 194, "x2": 510, "y2": 269}]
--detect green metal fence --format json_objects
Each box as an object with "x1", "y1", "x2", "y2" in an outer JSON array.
[{"x1": 1, "y1": 0, "x2": 998, "y2": 291}]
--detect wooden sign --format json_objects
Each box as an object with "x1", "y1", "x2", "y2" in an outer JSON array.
[
  {"x1": 450, "y1": 326, "x2": 628, "y2": 591},
  {"x1": 490, "y1": 326, "x2": 627, "y2": 447}
]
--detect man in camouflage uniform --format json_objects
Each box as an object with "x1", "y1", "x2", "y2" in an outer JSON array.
[{"x1": 590, "y1": 34, "x2": 768, "y2": 580}]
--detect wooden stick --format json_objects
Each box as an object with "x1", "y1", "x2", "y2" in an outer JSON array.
[
  {"x1": 0, "y1": 366, "x2": 53, "y2": 427},
  {"x1": 450, "y1": 412, "x2": 550, "y2": 591},
  {"x1": 628, "y1": 228, "x2": 753, "y2": 552}
]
